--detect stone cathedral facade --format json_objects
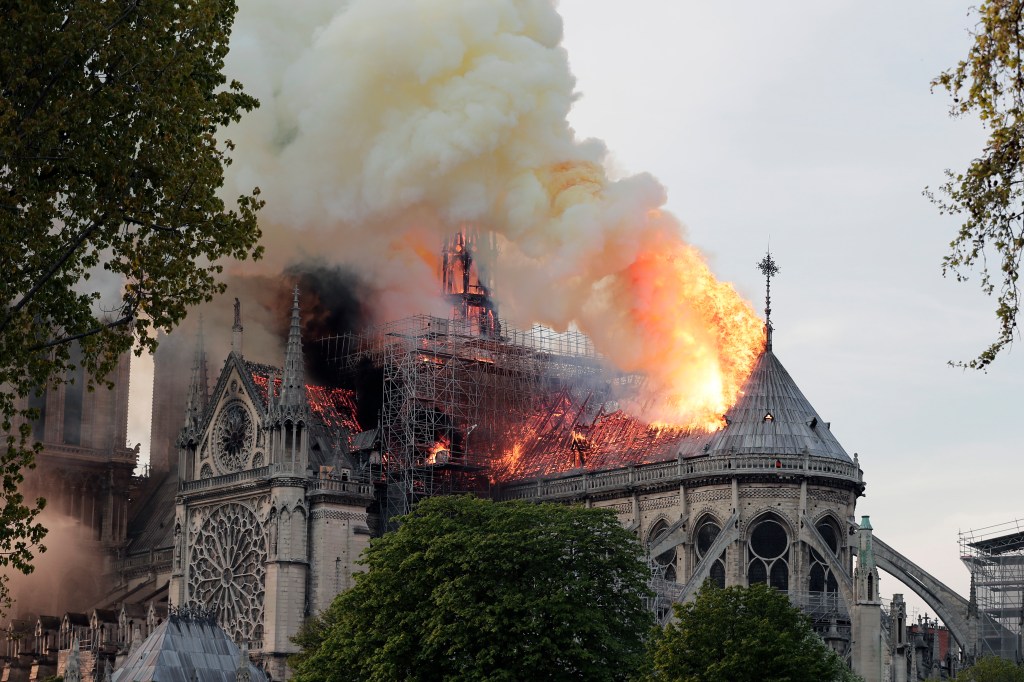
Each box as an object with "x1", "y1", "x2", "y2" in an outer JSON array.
[{"x1": 168, "y1": 292, "x2": 373, "y2": 680}]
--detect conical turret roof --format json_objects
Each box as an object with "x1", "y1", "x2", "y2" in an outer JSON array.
[{"x1": 703, "y1": 348, "x2": 851, "y2": 461}]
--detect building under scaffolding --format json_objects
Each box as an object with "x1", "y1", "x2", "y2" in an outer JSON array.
[
  {"x1": 319, "y1": 313, "x2": 704, "y2": 530},
  {"x1": 961, "y1": 520, "x2": 1024, "y2": 662}
]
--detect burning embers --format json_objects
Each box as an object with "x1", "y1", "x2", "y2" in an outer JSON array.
[
  {"x1": 489, "y1": 390, "x2": 705, "y2": 483},
  {"x1": 425, "y1": 436, "x2": 452, "y2": 465},
  {"x1": 250, "y1": 371, "x2": 362, "y2": 448}
]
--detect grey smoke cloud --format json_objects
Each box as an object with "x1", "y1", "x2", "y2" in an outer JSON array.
[{"x1": 216, "y1": 0, "x2": 763, "y2": 427}]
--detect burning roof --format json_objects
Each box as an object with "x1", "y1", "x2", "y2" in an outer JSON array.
[
  {"x1": 247, "y1": 362, "x2": 363, "y2": 449},
  {"x1": 490, "y1": 389, "x2": 710, "y2": 481}
]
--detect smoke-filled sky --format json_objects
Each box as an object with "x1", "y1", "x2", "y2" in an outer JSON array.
[{"x1": 126, "y1": 0, "x2": 1024, "y2": 620}]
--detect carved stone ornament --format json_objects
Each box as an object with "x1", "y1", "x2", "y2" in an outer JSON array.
[
  {"x1": 187, "y1": 502, "x2": 266, "y2": 644},
  {"x1": 214, "y1": 401, "x2": 254, "y2": 473}
]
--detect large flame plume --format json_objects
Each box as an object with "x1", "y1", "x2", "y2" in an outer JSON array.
[{"x1": 220, "y1": 0, "x2": 764, "y2": 428}]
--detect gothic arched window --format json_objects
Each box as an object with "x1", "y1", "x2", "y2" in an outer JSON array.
[
  {"x1": 694, "y1": 516, "x2": 726, "y2": 588},
  {"x1": 747, "y1": 516, "x2": 789, "y2": 591},
  {"x1": 648, "y1": 519, "x2": 677, "y2": 583},
  {"x1": 809, "y1": 518, "x2": 840, "y2": 594}
]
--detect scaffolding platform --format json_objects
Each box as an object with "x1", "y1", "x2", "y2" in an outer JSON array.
[{"x1": 960, "y1": 520, "x2": 1024, "y2": 661}]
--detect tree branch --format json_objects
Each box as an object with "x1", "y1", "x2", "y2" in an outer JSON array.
[
  {"x1": 28, "y1": 314, "x2": 134, "y2": 352},
  {"x1": 0, "y1": 216, "x2": 106, "y2": 334}
]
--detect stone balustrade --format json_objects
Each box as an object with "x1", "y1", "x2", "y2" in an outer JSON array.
[
  {"x1": 497, "y1": 453, "x2": 863, "y2": 502},
  {"x1": 307, "y1": 477, "x2": 373, "y2": 496},
  {"x1": 179, "y1": 463, "x2": 372, "y2": 497},
  {"x1": 179, "y1": 465, "x2": 274, "y2": 493}
]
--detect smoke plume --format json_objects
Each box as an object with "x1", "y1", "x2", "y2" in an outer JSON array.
[
  {"x1": 285, "y1": 262, "x2": 373, "y2": 384},
  {"x1": 218, "y1": 0, "x2": 764, "y2": 427},
  {"x1": 6, "y1": 512, "x2": 107, "y2": 618}
]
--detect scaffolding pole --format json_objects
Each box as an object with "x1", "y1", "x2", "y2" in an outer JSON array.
[{"x1": 960, "y1": 519, "x2": 1024, "y2": 662}]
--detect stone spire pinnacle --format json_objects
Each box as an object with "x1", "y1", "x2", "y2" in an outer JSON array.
[
  {"x1": 235, "y1": 642, "x2": 252, "y2": 682},
  {"x1": 231, "y1": 297, "x2": 243, "y2": 356},
  {"x1": 280, "y1": 286, "x2": 306, "y2": 407},
  {"x1": 757, "y1": 250, "x2": 779, "y2": 351},
  {"x1": 65, "y1": 635, "x2": 81, "y2": 682},
  {"x1": 184, "y1": 317, "x2": 208, "y2": 429}
]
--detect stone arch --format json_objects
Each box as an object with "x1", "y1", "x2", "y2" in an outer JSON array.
[
  {"x1": 691, "y1": 512, "x2": 727, "y2": 589},
  {"x1": 871, "y1": 536, "x2": 972, "y2": 651},
  {"x1": 644, "y1": 515, "x2": 672, "y2": 545},
  {"x1": 807, "y1": 513, "x2": 844, "y2": 598},
  {"x1": 267, "y1": 508, "x2": 278, "y2": 558},
  {"x1": 279, "y1": 508, "x2": 291, "y2": 558},
  {"x1": 290, "y1": 505, "x2": 307, "y2": 560},
  {"x1": 646, "y1": 517, "x2": 677, "y2": 582},
  {"x1": 742, "y1": 507, "x2": 798, "y2": 540},
  {"x1": 744, "y1": 510, "x2": 793, "y2": 590},
  {"x1": 810, "y1": 510, "x2": 845, "y2": 532}
]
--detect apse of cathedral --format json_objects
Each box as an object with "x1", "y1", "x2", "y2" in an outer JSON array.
[{"x1": 2, "y1": 246, "x2": 992, "y2": 682}]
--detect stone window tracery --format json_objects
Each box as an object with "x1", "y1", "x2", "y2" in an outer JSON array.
[
  {"x1": 694, "y1": 517, "x2": 726, "y2": 588},
  {"x1": 213, "y1": 401, "x2": 254, "y2": 473},
  {"x1": 747, "y1": 516, "x2": 789, "y2": 590},
  {"x1": 647, "y1": 519, "x2": 676, "y2": 582},
  {"x1": 187, "y1": 502, "x2": 266, "y2": 644},
  {"x1": 809, "y1": 518, "x2": 840, "y2": 594}
]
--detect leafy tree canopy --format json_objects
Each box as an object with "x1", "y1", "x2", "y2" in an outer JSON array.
[
  {"x1": 0, "y1": 0, "x2": 262, "y2": 610},
  {"x1": 648, "y1": 582, "x2": 859, "y2": 682},
  {"x1": 930, "y1": 0, "x2": 1024, "y2": 368},
  {"x1": 290, "y1": 496, "x2": 655, "y2": 682},
  {"x1": 957, "y1": 656, "x2": 1024, "y2": 682}
]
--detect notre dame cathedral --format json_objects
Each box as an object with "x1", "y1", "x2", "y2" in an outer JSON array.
[{"x1": 2, "y1": 262, "x2": 993, "y2": 682}]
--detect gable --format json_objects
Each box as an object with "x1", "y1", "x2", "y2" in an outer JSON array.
[{"x1": 195, "y1": 355, "x2": 269, "y2": 478}]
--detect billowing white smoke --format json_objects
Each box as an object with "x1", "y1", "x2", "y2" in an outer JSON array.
[{"x1": 221, "y1": 0, "x2": 763, "y2": 427}]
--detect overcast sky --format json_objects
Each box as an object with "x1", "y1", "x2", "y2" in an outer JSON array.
[
  {"x1": 123, "y1": 0, "x2": 1022, "y2": 622},
  {"x1": 554, "y1": 0, "x2": 1024, "y2": 617}
]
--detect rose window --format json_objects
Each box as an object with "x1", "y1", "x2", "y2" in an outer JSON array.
[
  {"x1": 187, "y1": 503, "x2": 266, "y2": 644},
  {"x1": 214, "y1": 402, "x2": 254, "y2": 473}
]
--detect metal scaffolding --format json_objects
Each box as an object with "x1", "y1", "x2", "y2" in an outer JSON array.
[
  {"x1": 319, "y1": 314, "x2": 617, "y2": 530},
  {"x1": 960, "y1": 519, "x2": 1024, "y2": 661}
]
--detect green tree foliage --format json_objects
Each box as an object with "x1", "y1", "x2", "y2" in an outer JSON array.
[
  {"x1": 290, "y1": 496, "x2": 654, "y2": 682},
  {"x1": 0, "y1": 0, "x2": 262, "y2": 610},
  {"x1": 929, "y1": 0, "x2": 1024, "y2": 368},
  {"x1": 648, "y1": 582, "x2": 859, "y2": 682},
  {"x1": 958, "y1": 656, "x2": 1024, "y2": 682}
]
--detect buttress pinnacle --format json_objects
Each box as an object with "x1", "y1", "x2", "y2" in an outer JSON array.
[
  {"x1": 184, "y1": 318, "x2": 208, "y2": 428},
  {"x1": 281, "y1": 286, "x2": 306, "y2": 406}
]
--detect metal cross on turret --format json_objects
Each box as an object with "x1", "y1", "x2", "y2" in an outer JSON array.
[{"x1": 757, "y1": 251, "x2": 779, "y2": 351}]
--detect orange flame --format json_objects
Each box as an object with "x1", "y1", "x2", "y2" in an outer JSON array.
[
  {"x1": 623, "y1": 235, "x2": 765, "y2": 430},
  {"x1": 425, "y1": 437, "x2": 451, "y2": 465},
  {"x1": 533, "y1": 161, "x2": 765, "y2": 431}
]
